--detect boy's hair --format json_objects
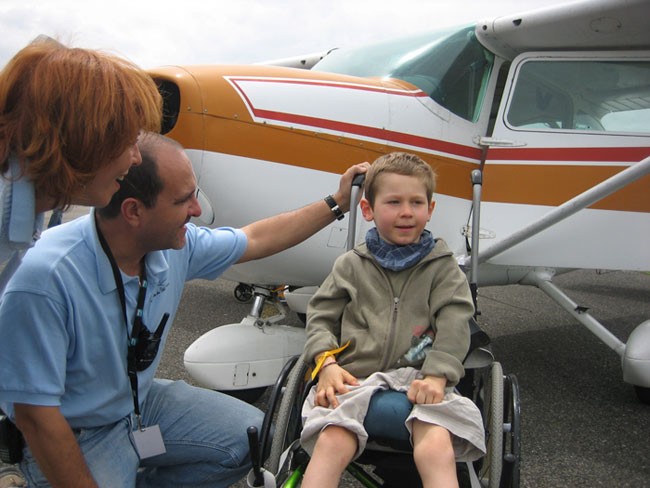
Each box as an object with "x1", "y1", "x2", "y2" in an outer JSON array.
[
  {"x1": 97, "y1": 133, "x2": 181, "y2": 219},
  {"x1": 0, "y1": 36, "x2": 162, "y2": 208},
  {"x1": 364, "y1": 152, "x2": 437, "y2": 206}
]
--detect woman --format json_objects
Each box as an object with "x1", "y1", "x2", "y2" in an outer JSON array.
[
  {"x1": 0, "y1": 38, "x2": 162, "y2": 487},
  {"x1": 0, "y1": 36, "x2": 162, "y2": 266}
]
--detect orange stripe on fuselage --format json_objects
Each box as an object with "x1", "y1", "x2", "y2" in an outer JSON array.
[
  {"x1": 489, "y1": 146, "x2": 650, "y2": 163},
  {"x1": 174, "y1": 110, "x2": 649, "y2": 212},
  {"x1": 485, "y1": 146, "x2": 650, "y2": 212},
  {"x1": 198, "y1": 114, "x2": 477, "y2": 201}
]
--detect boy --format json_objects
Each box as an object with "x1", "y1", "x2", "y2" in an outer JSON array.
[{"x1": 300, "y1": 152, "x2": 486, "y2": 488}]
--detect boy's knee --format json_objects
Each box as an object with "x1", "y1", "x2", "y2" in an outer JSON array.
[
  {"x1": 317, "y1": 425, "x2": 357, "y2": 450},
  {"x1": 413, "y1": 425, "x2": 455, "y2": 467}
]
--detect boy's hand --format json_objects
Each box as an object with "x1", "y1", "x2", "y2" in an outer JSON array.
[
  {"x1": 407, "y1": 375, "x2": 447, "y2": 405},
  {"x1": 314, "y1": 364, "x2": 359, "y2": 408}
]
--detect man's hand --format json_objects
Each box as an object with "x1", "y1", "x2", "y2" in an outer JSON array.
[
  {"x1": 407, "y1": 375, "x2": 447, "y2": 405},
  {"x1": 314, "y1": 364, "x2": 359, "y2": 409},
  {"x1": 330, "y1": 162, "x2": 371, "y2": 212}
]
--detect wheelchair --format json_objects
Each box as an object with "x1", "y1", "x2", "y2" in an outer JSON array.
[{"x1": 246, "y1": 318, "x2": 521, "y2": 488}]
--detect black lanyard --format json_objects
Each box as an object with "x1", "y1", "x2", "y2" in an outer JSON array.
[{"x1": 95, "y1": 217, "x2": 147, "y2": 429}]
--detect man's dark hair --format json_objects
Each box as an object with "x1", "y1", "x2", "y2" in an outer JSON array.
[{"x1": 97, "y1": 133, "x2": 179, "y2": 219}]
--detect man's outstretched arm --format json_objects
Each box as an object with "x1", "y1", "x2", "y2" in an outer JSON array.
[{"x1": 238, "y1": 162, "x2": 369, "y2": 263}]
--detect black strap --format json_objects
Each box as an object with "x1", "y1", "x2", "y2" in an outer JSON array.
[
  {"x1": 324, "y1": 195, "x2": 345, "y2": 221},
  {"x1": 95, "y1": 217, "x2": 146, "y2": 423}
]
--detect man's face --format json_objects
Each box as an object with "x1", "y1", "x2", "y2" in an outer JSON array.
[{"x1": 141, "y1": 147, "x2": 202, "y2": 251}]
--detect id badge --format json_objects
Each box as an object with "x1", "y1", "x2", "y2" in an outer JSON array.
[{"x1": 132, "y1": 424, "x2": 166, "y2": 459}]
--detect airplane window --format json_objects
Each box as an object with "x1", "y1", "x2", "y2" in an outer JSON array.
[
  {"x1": 507, "y1": 60, "x2": 650, "y2": 135},
  {"x1": 602, "y1": 107, "x2": 650, "y2": 132},
  {"x1": 313, "y1": 25, "x2": 494, "y2": 122}
]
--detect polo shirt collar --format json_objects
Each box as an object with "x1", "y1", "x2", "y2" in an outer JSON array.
[
  {"x1": 87, "y1": 209, "x2": 118, "y2": 295},
  {"x1": 144, "y1": 247, "x2": 168, "y2": 279}
]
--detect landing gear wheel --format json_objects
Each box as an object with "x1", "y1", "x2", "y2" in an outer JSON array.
[{"x1": 234, "y1": 283, "x2": 254, "y2": 303}]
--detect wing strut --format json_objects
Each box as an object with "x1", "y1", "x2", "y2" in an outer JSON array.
[{"x1": 466, "y1": 155, "x2": 650, "y2": 266}]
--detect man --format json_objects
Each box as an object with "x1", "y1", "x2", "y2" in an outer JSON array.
[{"x1": 0, "y1": 133, "x2": 368, "y2": 487}]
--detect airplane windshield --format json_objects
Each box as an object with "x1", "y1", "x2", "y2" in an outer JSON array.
[{"x1": 313, "y1": 25, "x2": 494, "y2": 122}]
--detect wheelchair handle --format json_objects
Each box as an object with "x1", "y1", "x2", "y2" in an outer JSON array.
[
  {"x1": 246, "y1": 426, "x2": 264, "y2": 487},
  {"x1": 352, "y1": 173, "x2": 365, "y2": 187},
  {"x1": 347, "y1": 173, "x2": 366, "y2": 251}
]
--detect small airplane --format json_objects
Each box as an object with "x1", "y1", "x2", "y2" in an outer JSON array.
[{"x1": 146, "y1": 0, "x2": 650, "y2": 403}]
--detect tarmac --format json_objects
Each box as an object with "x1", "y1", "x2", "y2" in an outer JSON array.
[{"x1": 4, "y1": 206, "x2": 650, "y2": 487}]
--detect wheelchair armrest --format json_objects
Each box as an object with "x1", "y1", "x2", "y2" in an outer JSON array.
[{"x1": 466, "y1": 317, "x2": 490, "y2": 359}]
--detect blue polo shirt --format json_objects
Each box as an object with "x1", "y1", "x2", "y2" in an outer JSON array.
[{"x1": 0, "y1": 211, "x2": 247, "y2": 428}]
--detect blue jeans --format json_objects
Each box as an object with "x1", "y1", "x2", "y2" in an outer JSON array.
[{"x1": 20, "y1": 379, "x2": 264, "y2": 488}]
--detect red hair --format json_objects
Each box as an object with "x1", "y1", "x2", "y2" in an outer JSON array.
[{"x1": 0, "y1": 37, "x2": 162, "y2": 208}]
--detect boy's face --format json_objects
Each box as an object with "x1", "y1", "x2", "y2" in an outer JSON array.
[{"x1": 360, "y1": 173, "x2": 434, "y2": 246}]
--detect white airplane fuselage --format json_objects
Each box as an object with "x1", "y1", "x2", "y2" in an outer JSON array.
[{"x1": 147, "y1": 0, "x2": 650, "y2": 395}]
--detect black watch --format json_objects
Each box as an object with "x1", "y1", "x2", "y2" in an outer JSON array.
[{"x1": 324, "y1": 195, "x2": 345, "y2": 221}]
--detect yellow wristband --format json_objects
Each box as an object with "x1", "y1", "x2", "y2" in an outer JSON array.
[{"x1": 311, "y1": 341, "x2": 350, "y2": 380}]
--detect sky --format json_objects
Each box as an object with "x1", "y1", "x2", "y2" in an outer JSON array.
[{"x1": 0, "y1": 0, "x2": 575, "y2": 70}]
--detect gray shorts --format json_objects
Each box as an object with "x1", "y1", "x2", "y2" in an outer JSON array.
[{"x1": 300, "y1": 367, "x2": 486, "y2": 461}]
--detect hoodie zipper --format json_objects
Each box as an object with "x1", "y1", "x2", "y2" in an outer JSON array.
[
  {"x1": 369, "y1": 260, "x2": 399, "y2": 372},
  {"x1": 376, "y1": 261, "x2": 432, "y2": 371},
  {"x1": 356, "y1": 246, "x2": 445, "y2": 371},
  {"x1": 380, "y1": 296, "x2": 401, "y2": 371}
]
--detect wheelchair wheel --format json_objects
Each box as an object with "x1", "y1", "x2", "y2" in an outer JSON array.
[
  {"x1": 479, "y1": 361, "x2": 504, "y2": 488},
  {"x1": 267, "y1": 355, "x2": 310, "y2": 474},
  {"x1": 500, "y1": 373, "x2": 521, "y2": 488}
]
